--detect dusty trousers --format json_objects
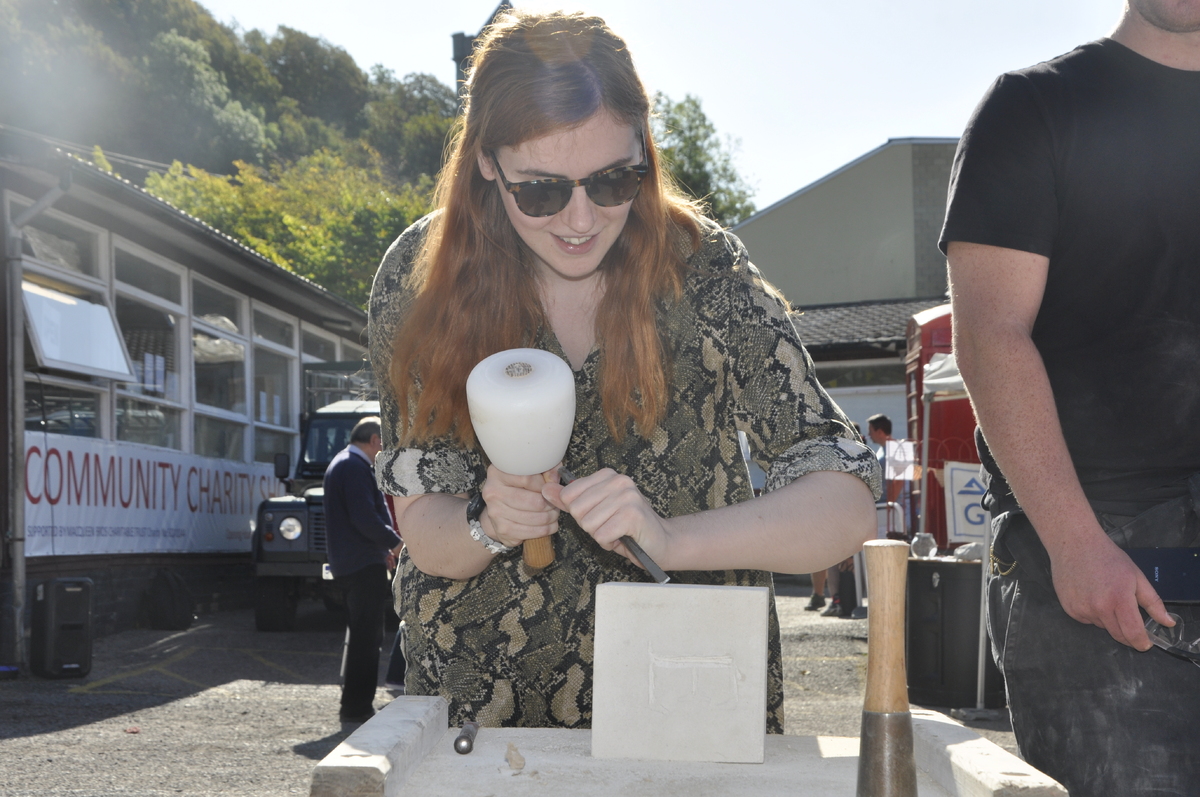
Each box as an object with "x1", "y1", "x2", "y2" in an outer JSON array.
[{"x1": 988, "y1": 508, "x2": 1200, "y2": 797}]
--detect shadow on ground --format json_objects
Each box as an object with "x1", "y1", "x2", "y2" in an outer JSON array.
[
  {"x1": 0, "y1": 600, "x2": 348, "y2": 739},
  {"x1": 294, "y1": 730, "x2": 354, "y2": 761}
]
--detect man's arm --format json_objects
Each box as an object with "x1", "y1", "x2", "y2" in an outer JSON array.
[{"x1": 947, "y1": 241, "x2": 1172, "y2": 650}]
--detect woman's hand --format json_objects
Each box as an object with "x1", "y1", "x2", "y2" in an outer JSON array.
[
  {"x1": 542, "y1": 468, "x2": 670, "y2": 569},
  {"x1": 479, "y1": 464, "x2": 561, "y2": 548}
]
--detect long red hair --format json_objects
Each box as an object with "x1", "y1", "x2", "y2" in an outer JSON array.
[{"x1": 390, "y1": 10, "x2": 703, "y2": 448}]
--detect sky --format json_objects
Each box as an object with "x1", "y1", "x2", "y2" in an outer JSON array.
[{"x1": 196, "y1": 0, "x2": 1125, "y2": 212}]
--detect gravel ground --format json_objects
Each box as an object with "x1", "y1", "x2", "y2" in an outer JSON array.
[
  {"x1": 772, "y1": 578, "x2": 1017, "y2": 754},
  {"x1": 0, "y1": 583, "x2": 1016, "y2": 796}
]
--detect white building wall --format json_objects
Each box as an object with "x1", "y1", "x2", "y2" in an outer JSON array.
[
  {"x1": 735, "y1": 143, "x2": 917, "y2": 306},
  {"x1": 825, "y1": 384, "x2": 908, "y2": 443}
]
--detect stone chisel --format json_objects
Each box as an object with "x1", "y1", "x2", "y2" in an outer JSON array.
[
  {"x1": 856, "y1": 539, "x2": 918, "y2": 797},
  {"x1": 558, "y1": 467, "x2": 670, "y2": 585}
]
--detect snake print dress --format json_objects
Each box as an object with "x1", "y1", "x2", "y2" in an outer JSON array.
[{"x1": 368, "y1": 214, "x2": 882, "y2": 732}]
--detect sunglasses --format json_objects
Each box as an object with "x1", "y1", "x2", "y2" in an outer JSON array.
[{"x1": 488, "y1": 143, "x2": 649, "y2": 217}]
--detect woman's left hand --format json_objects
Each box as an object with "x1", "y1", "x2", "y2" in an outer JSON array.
[{"x1": 542, "y1": 468, "x2": 671, "y2": 568}]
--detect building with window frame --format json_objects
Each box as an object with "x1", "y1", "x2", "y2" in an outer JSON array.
[
  {"x1": 1, "y1": 132, "x2": 369, "y2": 664},
  {"x1": 732, "y1": 137, "x2": 958, "y2": 434}
]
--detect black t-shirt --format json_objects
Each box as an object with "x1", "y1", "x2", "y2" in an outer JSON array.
[{"x1": 940, "y1": 39, "x2": 1200, "y2": 504}]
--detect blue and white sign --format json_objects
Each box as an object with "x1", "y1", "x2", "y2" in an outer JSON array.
[{"x1": 943, "y1": 460, "x2": 989, "y2": 543}]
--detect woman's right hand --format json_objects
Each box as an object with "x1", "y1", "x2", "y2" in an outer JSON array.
[{"x1": 478, "y1": 464, "x2": 561, "y2": 548}]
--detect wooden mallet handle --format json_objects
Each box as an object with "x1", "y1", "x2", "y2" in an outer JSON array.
[
  {"x1": 521, "y1": 471, "x2": 558, "y2": 570},
  {"x1": 862, "y1": 539, "x2": 910, "y2": 713},
  {"x1": 523, "y1": 537, "x2": 554, "y2": 569}
]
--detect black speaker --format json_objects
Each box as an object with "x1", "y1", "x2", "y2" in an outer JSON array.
[
  {"x1": 31, "y1": 577, "x2": 93, "y2": 679},
  {"x1": 906, "y1": 558, "x2": 1004, "y2": 708}
]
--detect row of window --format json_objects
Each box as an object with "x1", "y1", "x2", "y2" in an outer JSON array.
[{"x1": 10, "y1": 191, "x2": 365, "y2": 463}]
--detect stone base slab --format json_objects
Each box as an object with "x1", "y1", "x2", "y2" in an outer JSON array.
[{"x1": 310, "y1": 698, "x2": 1067, "y2": 797}]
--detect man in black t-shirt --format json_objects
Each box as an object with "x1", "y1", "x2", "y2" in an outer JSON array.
[{"x1": 941, "y1": 2, "x2": 1200, "y2": 794}]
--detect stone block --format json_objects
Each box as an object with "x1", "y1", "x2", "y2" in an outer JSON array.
[
  {"x1": 309, "y1": 696, "x2": 448, "y2": 797},
  {"x1": 911, "y1": 709, "x2": 1067, "y2": 797},
  {"x1": 591, "y1": 582, "x2": 769, "y2": 763}
]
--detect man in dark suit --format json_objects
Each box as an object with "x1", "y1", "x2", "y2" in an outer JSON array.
[{"x1": 324, "y1": 416, "x2": 402, "y2": 723}]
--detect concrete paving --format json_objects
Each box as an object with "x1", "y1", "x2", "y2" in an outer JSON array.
[
  {"x1": 0, "y1": 600, "x2": 358, "y2": 796},
  {"x1": 0, "y1": 581, "x2": 1016, "y2": 796}
]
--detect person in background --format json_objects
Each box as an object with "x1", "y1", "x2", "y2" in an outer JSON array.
[
  {"x1": 323, "y1": 416, "x2": 403, "y2": 723},
  {"x1": 867, "y1": 413, "x2": 911, "y2": 538},
  {"x1": 368, "y1": 10, "x2": 881, "y2": 731},
  {"x1": 943, "y1": 1, "x2": 1200, "y2": 792},
  {"x1": 805, "y1": 568, "x2": 827, "y2": 611},
  {"x1": 818, "y1": 556, "x2": 857, "y2": 619}
]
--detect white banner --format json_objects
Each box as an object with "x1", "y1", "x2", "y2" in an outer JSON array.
[
  {"x1": 943, "y1": 460, "x2": 989, "y2": 543},
  {"x1": 24, "y1": 434, "x2": 284, "y2": 556}
]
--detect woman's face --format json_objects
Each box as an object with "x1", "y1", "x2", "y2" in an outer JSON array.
[{"x1": 478, "y1": 112, "x2": 642, "y2": 285}]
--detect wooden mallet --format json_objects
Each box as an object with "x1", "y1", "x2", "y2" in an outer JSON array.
[{"x1": 856, "y1": 539, "x2": 918, "y2": 797}]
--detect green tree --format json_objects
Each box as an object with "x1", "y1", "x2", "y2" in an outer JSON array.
[
  {"x1": 265, "y1": 96, "x2": 349, "y2": 164},
  {"x1": 652, "y1": 93, "x2": 756, "y2": 227},
  {"x1": 0, "y1": 0, "x2": 275, "y2": 173},
  {"x1": 245, "y1": 26, "x2": 370, "y2": 135},
  {"x1": 72, "y1": 0, "x2": 281, "y2": 114},
  {"x1": 364, "y1": 68, "x2": 458, "y2": 183},
  {"x1": 142, "y1": 30, "x2": 268, "y2": 170},
  {"x1": 1, "y1": 0, "x2": 461, "y2": 183},
  {"x1": 0, "y1": 0, "x2": 143, "y2": 154},
  {"x1": 144, "y1": 149, "x2": 430, "y2": 306}
]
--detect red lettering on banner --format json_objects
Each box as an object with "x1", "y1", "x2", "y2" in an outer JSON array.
[
  {"x1": 118, "y1": 457, "x2": 133, "y2": 508},
  {"x1": 44, "y1": 448, "x2": 63, "y2": 505},
  {"x1": 187, "y1": 466, "x2": 199, "y2": 511},
  {"x1": 24, "y1": 447, "x2": 42, "y2": 504},
  {"x1": 201, "y1": 468, "x2": 213, "y2": 512},
  {"x1": 97, "y1": 455, "x2": 116, "y2": 506},
  {"x1": 169, "y1": 463, "x2": 181, "y2": 511},
  {"x1": 136, "y1": 460, "x2": 151, "y2": 509},
  {"x1": 26, "y1": 439, "x2": 274, "y2": 544},
  {"x1": 205, "y1": 470, "x2": 213, "y2": 513},
  {"x1": 67, "y1": 451, "x2": 91, "y2": 505},
  {"x1": 158, "y1": 462, "x2": 173, "y2": 510}
]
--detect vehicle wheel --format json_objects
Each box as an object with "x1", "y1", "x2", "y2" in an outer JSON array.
[{"x1": 254, "y1": 578, "x2": 297, "y2": 632}]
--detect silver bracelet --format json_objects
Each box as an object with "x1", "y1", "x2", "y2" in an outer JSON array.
[{"x1": 466, "y1": 492, "x2": 513, "y2": 555}]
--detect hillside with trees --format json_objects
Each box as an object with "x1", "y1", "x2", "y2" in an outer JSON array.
[{"x1": 1, "y1": 0, "x2": 754, "y2": 306}]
